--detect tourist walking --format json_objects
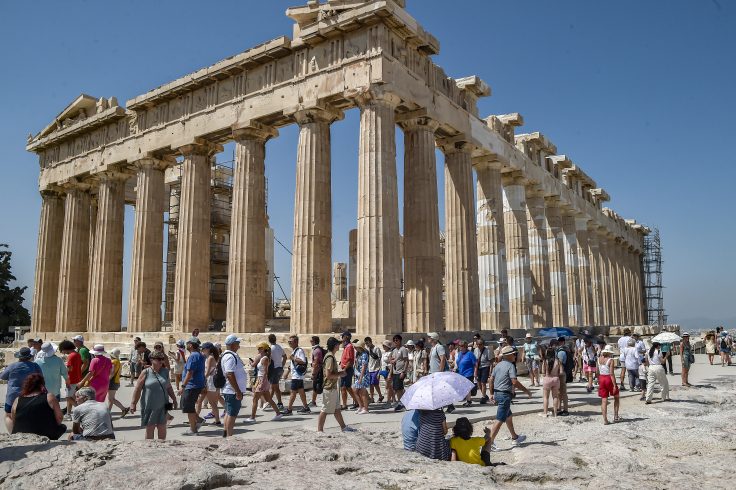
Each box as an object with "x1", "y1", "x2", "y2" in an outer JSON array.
[
  {"x1": 413, "y1": 339, "x2": 428, "y2": 383},
  {"x1": 645, "y1": 342, "x2": 670, "y2": 404},
  {"x1": 638, "y1": 357, "x2": 649, "y2": 401},
  {"x1": 488, "y1": 346, "x2": 531, "y2": 450},
  {"x1": 283, "y1": 335, "x2": 311, "y2": 415},
  {"x1": 79, "y1": 345, "x2": 113, "y2": 403},
  {"x1": 679, "y1": 332, "x2": 694, "y2": 387},
  {"x1": 597, "y1": 345, "x2": 620, "y2": 424},
  {"x1": 523, "y1": 334, "x2": 540, "y2": 387},
  {"x1": 70, "y1": 387, "x2": 116, "y2": 441},
  {"x1": 390, "y1": 334, "x2": 410, "y2": 411},
  {"x1": 617, "y1": 329, "x2": 632, "y2": 390},
  {"x1": 107, "y1": 349, "x2": 129, "y2": 416},
  {"x1": 474, "y1": 337, "x2": 492, "y2": 404},
  {"x1": 127, "y1": 337, "x2": 141, "y2": 386},
  {"x1": 153, "y1": 342, "x2": 171, "y2": 370},
  {"x1": 220, "y1": 336, "x2": 247, "y2": 437},
  {"x1": 268, "y1": 334, "x2": 287, "y2": 411},
  {"x1": 316, "y1": 337, "x2": 355, "y2": 433},
  {"x1": 245, "y1": 342, "x2": 283, "y2": 423},
  {"x1": 660, "y1": 342, "x2": 674, "y2": 375},
  {"x1": 581, "y1": 337, "x2": 598, "y2": 393},
  {"x1": 10, "y1": 373, "x2": 66, "y2": 439},
  {"x1": 170, "y1": 339, "x2": 187, "y2": 391},
  {"x1": 179, "y1": 337, "x2": 206, "y2": 435},
  {"x1": 622, "y1": 338, "x2": 641, "y2": 391},
  {"x1": 540, "y1": 347, "x2": 560, "y2": 417},
  {"x1": 415, "y1": 408, "x2": 450, "y2": 460},
  {"x1": 310, "y1": 336, "x2": 325, "y2": 407},
  {"x1": 455, "y1": 341, "x2": 477, "y2": 406},
  {"x1": 59, "y1": 340, "x2": 82, "y2": 419},
  {"x1": 364, "y1": 337, "x2": 383, "y2": 403},
  {"x1": 34, "y1": 342, "x2": 69, "y2": 403},
  {"x1": 197, "y1": 342, "x2": 222, "y2": 425},
  {"x1": 73, "y1": 335, "x2": 91, "y2": 377},
  {"x1": 353, "y1": 340, "x2": 370, "y2": 414},
  {"x1": 555, "y1": 338, "x2": 572, "y2": 416},
  {"x1": 705, "y1": 331, "x2": 716, "y2": 365},
  {"x1": 339, "y1": 331, "x2": 358, "y2": 410},
  {"x1": 380, "y1": 340, "x2": 394, "y2": 404},
  {"x1": 130, "y1": 350, "x2": 178, "y2": 439},
  {"x1": 450, "y1": 417, "x2": 495, "y2": 466},
  {"x1": 428, "y1": 332, "x2": 454, "y2": 412},
  {"x1": 719, "y1": 331, "x2": 732, "y2": 366}
]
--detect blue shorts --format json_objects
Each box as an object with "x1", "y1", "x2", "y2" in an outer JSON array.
[
  {"x1": 379, "y1": 369, "x2": 389, "y2": 379},
  {"x1": 340, "y1": 367, "x2": 354, "y2": 388},
  {"x1": 478, "y1": 366, "x2": 490, "y2": 383},
  {"x1": 368, "y1": 371, "x2": 380, "y2": 386},
  {"x1": 494, "y1": 391, "x2": 513, "y2": 422},
  {"x1": 223, "y1": 393, "x2": 242, "y2": 417},
  {"x1": 290, "y1": 379, "x2": 304, "y2": 391}
]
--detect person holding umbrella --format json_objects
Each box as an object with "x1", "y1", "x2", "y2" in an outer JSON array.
[{"x1": 488, "y1": 346, "x2": 531, "y2": 450}]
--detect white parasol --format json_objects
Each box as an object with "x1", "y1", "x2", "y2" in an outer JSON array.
[
  {"x1": 400, "y1": 372, "x2": 475, "y2": 410},
  {"x1": 651, "y1": 332, "x2": 681, "y2": 344}
]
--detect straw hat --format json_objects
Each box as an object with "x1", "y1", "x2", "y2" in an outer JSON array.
[
  {"x1": 92, "y1": 344, "x2": 106, "y2": 355},
  {"x1": 355, "y1": 340, "x2": 367, "y2": 351},
  {"x1": 601, "y1": 344, "x2": 615, "y2": 356}
]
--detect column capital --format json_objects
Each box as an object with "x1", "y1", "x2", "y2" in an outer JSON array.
[
  {"x1": 96, "y1": 169, "x2": 133, "y2": 183},
  {"x1": 500, "y1": 170, "x2": 527, "y2": 186},
  {"x1": 525, "y1": 185, "x2": 545, "y2": 198},
  {"x1": 437, "y1": 135, "x2": 473, "y2": 156},
  {"x1": 291, "y1": 104, "x2": 343, "y2": 125},
  {"x1": 396, "y1": 109, "x2": 440, "y2": 133},
  {"x1": 472, "y1": 154, "x2": 504, "y2": 170},
  {"x1": 177, "y1": 139, "x2": 223, "y2": 157},
  {"x1": 349, "y1": 87, "x2": 401, "y2": 110},
  {"x1": 40, "y1": 186, "x2": 65, "y2": 199},
  {"x1": 133, "y1": 157, "x2": 172, "y2": 171},
  {"x1": 232, "y1": 121, "x2": 278, "y2": 143},
  {"x1": 59, "y1": 177, "x2": 92, "y2": 193}
]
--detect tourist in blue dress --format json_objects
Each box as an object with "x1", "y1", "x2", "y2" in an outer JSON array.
[{"x1": 353, "y1": 341, "x2": 371, "y2": 414}]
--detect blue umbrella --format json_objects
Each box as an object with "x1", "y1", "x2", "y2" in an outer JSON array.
[{"x1": 538, "y1": 327, "x2": 575, "y2": 338}]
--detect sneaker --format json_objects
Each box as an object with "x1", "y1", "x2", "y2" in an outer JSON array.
[
  {"x1": 195, "y1": 418, "x2": 204, "y2": 430},
  {"x1": 462, "y1": 400, "x2": 472, "y2": 407},
  {"x1": 378, "y1": 395, "x2": 384, "y2": 403},
  {"x1": 357, "y1": 408, "x2": 369, "y2": 414},
  {"x1": 244, "y1": 417, "x2": 256, "y2": 423},
  {"x1": 479, "y1": 396, "x2": 489, "y2": 405},
  {"x1": 297, "y1": 407, "x2": 311, "y2": 414},
  {"x1": 276, "y1": 402, "x2": 284, "y2": 410},
  {"x1": 182, "y1": 430, "x2": 199, "y2": 436},
  {"x1": 261, "y1": 405, "x2": 271, "y2": 412},
  {"x1": 204, "y1": 412, "x2": 215, "y2": 420},
  {"x1": 213, "y1": 421, "x2": 222, "y2": 426},
  {"x1": 446, "y1": 404, "x2": 456, "y2": 414},
  {"x1": 342, "y1": 426, "x2": 357, "y2": 432},
  {"x1": 620, "y1": 387, "x2": 627, "y2": 392},
  {"x1": 489, "y1": 443, "x2": 500, "y2": 452},
  {"x1": 348, "y1": 403, "x2": 359, "y2": 410},
  {"x1": 511, "y1": 434, "x2": 527, "y2": 446},
  {"x1": 308, "y1": 401, "x2": 317, "y2": 408},
  {"x1": 559, "y1": 410, "x2": 570, "y2": 416},
  {"x1": 281, "y1": 409, "x2": 293, "y2": 416},
  {"x1": 394, "y1": 403, "x2": 405, "y2": 412},
  {"x1": 272, "y1": 414, "x2": 284, "y2": 421}
]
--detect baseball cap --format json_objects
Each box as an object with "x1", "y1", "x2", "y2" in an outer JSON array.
[
  {"x1": 72, "y1": 335, "x2": 84, "y2": 342},
  {"x1": 340, "y1": 331, "x2": 352, "y2": 339},
  {"x1": 187, "y1": 336, "x2": 201, "y2": 345},
  {"x1": 225, "y1": 334, "x2": 242, "y2": 345},
  {"x1": 201, "y1": 341, "x2": 215, "y2": 351},
  {"x1": 428, "y1": 332, "x2": 440, "y2": 340},
  {"x1": 525, "y1": 333, "x2": 532, "y2": 338},
  {"x1": 405, "y1": 340, "x2": 415, "y2": 347}
]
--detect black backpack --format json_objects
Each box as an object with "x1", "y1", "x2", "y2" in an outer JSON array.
[
  {"x1": 213, "y1": 352, "x2": 236, "y2": 389},
  {"x1": 558, "y1": 346, "x2": 574, "y2": 383}
]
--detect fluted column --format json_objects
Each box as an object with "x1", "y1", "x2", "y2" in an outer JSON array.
[
  {"x1": 625, "y1": 246, "x2": 636, "y2": 324},
  {"x1": 348, "y1": 228, "x2": 357, "y2": 319},
  {"x1": 545, "y1": 198, "x2": 569, "y2": 327},
  {"x1": 562, "y1": 210, "x2": 582, "y2": 326},
  {"x1": 31, "y1": 191, "x2": 64, "y2": 332},
  {"x1": 173, "y1": 142, "x2": 219, "y2": 332},
  {"x1": 502, "y1": 172, "x2": 532, "y2": 329},
  {"x1": 56, "y1": 184, "x2": 91, "y2": 332},
  {"x1": 355, "y1": 92, "x2": 402, "y2": 335},
  {"x1": 588, "y1": 227, "x2": 604, "y2": 325},
  {"x1": 609, "y1": 238, "x2": 623, "y2": 325},
  {"x1": 576, "y1": 217, "x2": 594, "y2": 327},
  {"x1": 526, "y1": 188, "x2": 552, "y2": 327},
  {"x1": 599, "y1": 233, "x2": 613, "y2": 325},
  {"x1": 634, "y1": 251, "x2": 645, "y2": 324},
  {"x1": 86, "y1": 198, "x2": 97, "y2": 326},
  {"x1": 226, "y1": 125, "x2": 276, "y2": 333},
  {"x1": 442, "y1": 140, "x2": 480, "y2": 331},
  {"x1": 475, "y1": 159, "x2": 509, "y2": 330},
  {"x1": 128, "y1": 159, "x2": 167, "y2": 332},
  {"x1": 399, "y1": 114, "x2": 443, "y2": 332},
  {"x1": 88, "y1": 172, "x2": 127, "y2": 332},
  {"x1": 292, "y1": 108, "x2": 340, "y2": 334}
]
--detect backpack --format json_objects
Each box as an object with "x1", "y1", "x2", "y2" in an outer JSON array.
[
  {"x1": 558, "y1": 346, "x2": 574, "y2": 383},
  {"x1": 721, "y1": 337, "x2": 728, "y2": 350},
  {"x1": 213, "y1": 352, "x2": 236, "y2": 389}
]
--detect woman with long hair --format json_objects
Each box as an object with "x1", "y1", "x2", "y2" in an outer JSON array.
[
  {"x1": 645, "y1": 342, "x2": 670, "y2": 403},
  {"x1": 10, "y1": 373, "x2": 66, "y2": 439},
  {"x1": 679, "y1": 333, "x2": 694, "y2": 387},
  {"x1": 540, "y1": 347, "x2": 560, "y2": 417},
  {"x1": 196, "y1": 342, "x2": 223, "y2": 425},
  {"x1": 244, "y1": 342, "x2": 282, "y2": 423},
  {"x1": 449, "y1": 417, "x2": 496, "y2": 466}
]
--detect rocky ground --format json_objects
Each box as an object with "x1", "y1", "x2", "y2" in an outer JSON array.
[{"x1": 1, "y1": 367, "x2": 734, "y2": 489}]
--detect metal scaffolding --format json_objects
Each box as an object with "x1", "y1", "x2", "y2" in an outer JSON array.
[{"x1": 643, "y1": 227, "x2": 666, "y2": 327}]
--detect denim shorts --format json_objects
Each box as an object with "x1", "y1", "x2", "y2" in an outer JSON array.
[
  {"x1": 290, "y1": 379, "x2": 304, "y2": 391},
  {"x1": 340, "y1": 367, "x2": 354, "y2": 387},
  {"x1": 478, "y1": 366, "x2": 490, "y2": 383},
  {"x1": 494, "y1": 391, "x2": 513, "y2": 422},
  {"x1": 223, "y1": 393, "x2": 242, "y2": 417}
]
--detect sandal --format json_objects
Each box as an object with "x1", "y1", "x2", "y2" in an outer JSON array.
[{"x1": 613, "y1": 416, "x2": 622, "y2": 423}]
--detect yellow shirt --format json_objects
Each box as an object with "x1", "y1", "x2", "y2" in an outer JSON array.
[
  {"x1": 449, "y1": 436, "x2": 486, "y2": 466},
  {"x1": 111, "y1": 358, "x2": 122, "y2": 384}
]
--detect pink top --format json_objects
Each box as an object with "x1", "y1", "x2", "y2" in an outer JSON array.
[{"x1": 88, "y1": 355, "x2": 112, "y2": 402}]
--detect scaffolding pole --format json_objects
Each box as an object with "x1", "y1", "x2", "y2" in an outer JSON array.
[{"x1": 643, "y1": 228, "x2": 665, "y2": 328}]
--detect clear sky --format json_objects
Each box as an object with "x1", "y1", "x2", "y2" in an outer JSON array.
[{"x1": 1, "y1": 0, "x2": 734, "y2": 330}]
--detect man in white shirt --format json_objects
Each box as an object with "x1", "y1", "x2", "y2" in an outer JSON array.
[
  {"x1": 282, "y1": 335, "x2": 310, "y2": 415},
  {"x1": 617, "y1": 328, "x2": 632, "y2": 391},
  {"x1": 221, "y1": 335, "x2": 247, "y2": 437},
  {"x1": 268, "y1": 334, "x2": 287, "y2": 410}
]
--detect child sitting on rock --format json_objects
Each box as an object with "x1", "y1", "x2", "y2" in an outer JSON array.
[{"x1": 449, "y1": 417, "x2": 505, "y2": 466}]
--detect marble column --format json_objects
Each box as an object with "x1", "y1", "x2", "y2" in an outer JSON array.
[
  {"x1": 356, "y1": 92, "x2": 402, "y2": 335},
  {"x1": 348, "y1": 228, "x2": 357, "y2": 319},
  {"x1": 545, "y1": 198, "x2": 569, "y2": 327},
  {"x1": 609, "y1": 239, "x2": 623, "y2": 325},
  {"x1": 502, "y1": 172, "x2": 533, "y2": 329},
  {"x1": 587, "y1": 227, "x2": 604, "y2": 325},
  {"x1": 31, "y1": 191, "x2": 64, "y2": 332},
  {"x1": 226, "y1": 125, "x2": 276, "y2": 333},
  {"x1": 173, "y1": 142, "x2": 218, "y2": 332},
  {"x1": 442, "y1": 141, "x2": 480, "y2": 331},
  {"x1": 86, "y1": 198, "x2": 97, "y2": 327},
  {"x1": 128, "y1": 159, "x2": 167, "y2": 332},
  {"x1": 598, "y1": 233, "x2": 613, "y2": 325},
  {"x1": 526, "y1": 188, "x2": 552, "y2": 327},
  {"x1": 562, "y1": 210, "x2": 583, "y2": 326},
  {"x1": 88, "y1": 172, "x2": 127, "y2": 332},
  {"x1": 292, "y1": 108, "x2": 339, "y2": 334},
  {"x1": 56, "y1": 184, "x2": 91, "y2": 332},
  {"x1": 576, "y1": 217, "x2": 594, "y2": 327},
  {"x1": 475, "y1": 159, "x2": 509, "y2": 331},
  {"x1": 634, "y1": 251, "x2": 645, "y2": 324},
  {"x1": 625, "y1": 247, "x2": 636, "y2": 324},
  {"x1": 399, "y1": 114, "x2": 443, "y2": 332}
]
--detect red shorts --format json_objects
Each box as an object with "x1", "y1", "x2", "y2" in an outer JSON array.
[{"x1": 598, "y1": 375, "x2": 619, "y2": 399}]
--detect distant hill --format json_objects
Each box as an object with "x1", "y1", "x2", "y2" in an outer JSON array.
[{"x1": 672, "y1": 316, "x2": 735, "y2": 333}]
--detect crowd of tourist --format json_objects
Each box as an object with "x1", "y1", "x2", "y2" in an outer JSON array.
[{"x1": 0, "y1": 326, "x2": 717, "y2": 465}]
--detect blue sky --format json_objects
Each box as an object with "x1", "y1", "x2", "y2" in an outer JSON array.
[{"x1": 1, "y1": 0, "x2": 734, "y2": 330}]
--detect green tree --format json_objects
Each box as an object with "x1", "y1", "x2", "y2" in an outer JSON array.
[{"x1": 0, "y1": 244, "x2": 31, "y2": 335}]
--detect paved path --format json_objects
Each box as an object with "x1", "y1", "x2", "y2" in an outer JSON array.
[{"x1": 1, "y1": 354, "x2": 732, "y2": 440}]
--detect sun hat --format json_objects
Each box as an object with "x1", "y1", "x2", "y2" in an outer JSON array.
[
  {"x1": 382, "y1": 340, "x2": 393, "y2": 348},
  {"x1": 40, "y1": 342, "x2": 57, "y2": 357},
  {"x1": 525, "y1": 333, "x2": 532, "y2": 338},
  {"x1": 256, "y1": 341, "x2": 270, "y2": 351},
  {"x1": 355, "y1": 340, "x2": 366, "y2": 351},
  {"x1": 428, "y1": 332, "x2": 440, "y2": 340},
  {"x1": 225, "y1": 334, "x2": 242, "y2": 345},
  {"x1": 501, "y1": 345, "x2": 517, "y2": 356},
  {"x1": 14, "y1": 347, "x2": 32, "y2": 359},
  {"x1": 405, "y1": 340, "x2": 415, "y2": 347},
  {"x1": 72, "y1": 335, "x2": 84, "y2": 342},
  {"x1": 176, "y1": 339, "x2": 185, "y2": 347},
  {"x1": 110, "y1": 348, "x2": 121, "y2": 358},
  {"x1": 92, "y1": 344, "x2": 106, "y2": 355},
  {"x1": 154, "y1": 341, "x2": 164, "y2": 347},
  {"x1": 186, "y1": 336, "x2": 201, "y2": 345},
  {"x1": 682, "y1": 332, "x2": 690, "y2": 337},
  {"x1": 601, "y1": 344, "x2": 616, "y2": 355},
  {"x1": 499, "y1": 337, "x2": 507, "y2": 343}
]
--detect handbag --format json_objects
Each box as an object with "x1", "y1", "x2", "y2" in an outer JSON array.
[
  {"x1": 688, "y1": 353, "x2": 695, "y2": 364},
  {"x1": 151, "y1": 369, "x2": 174, "y2": 411}
]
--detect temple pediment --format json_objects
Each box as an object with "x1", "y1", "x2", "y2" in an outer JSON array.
[{"x1": 30, "y1": 94, "x2": 121, "y2": 145}]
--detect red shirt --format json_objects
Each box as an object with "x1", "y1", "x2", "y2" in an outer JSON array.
[
  {"x1": 66, "y1": 351, "x2": 83, "y2": 384},
  {"x1": 341, "y1": 342, "x2": 355, "y2": 369}
]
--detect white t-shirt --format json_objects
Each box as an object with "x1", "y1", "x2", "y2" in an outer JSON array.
[
  {"x1": 623, "y1": 347, "x2": 640, "y2": 370},
  {"x1": 221, "y1": 350, "x2": 247, "y2": 395},
  {"x1": 617, "y1": 336, "x2": 630, "y2": 353},
  {"x1": 290, "y1": 347, "x2": 307, "y2": 380},
  {"x1": 270, "y1": 343, "x2": 285, "y2": 368},
  {"x1": 649, "y1": 349, "x2": 663, "y2": 366},
  {"x1": 368, "y1": 346, "x2": 382, "y2": 372}
]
